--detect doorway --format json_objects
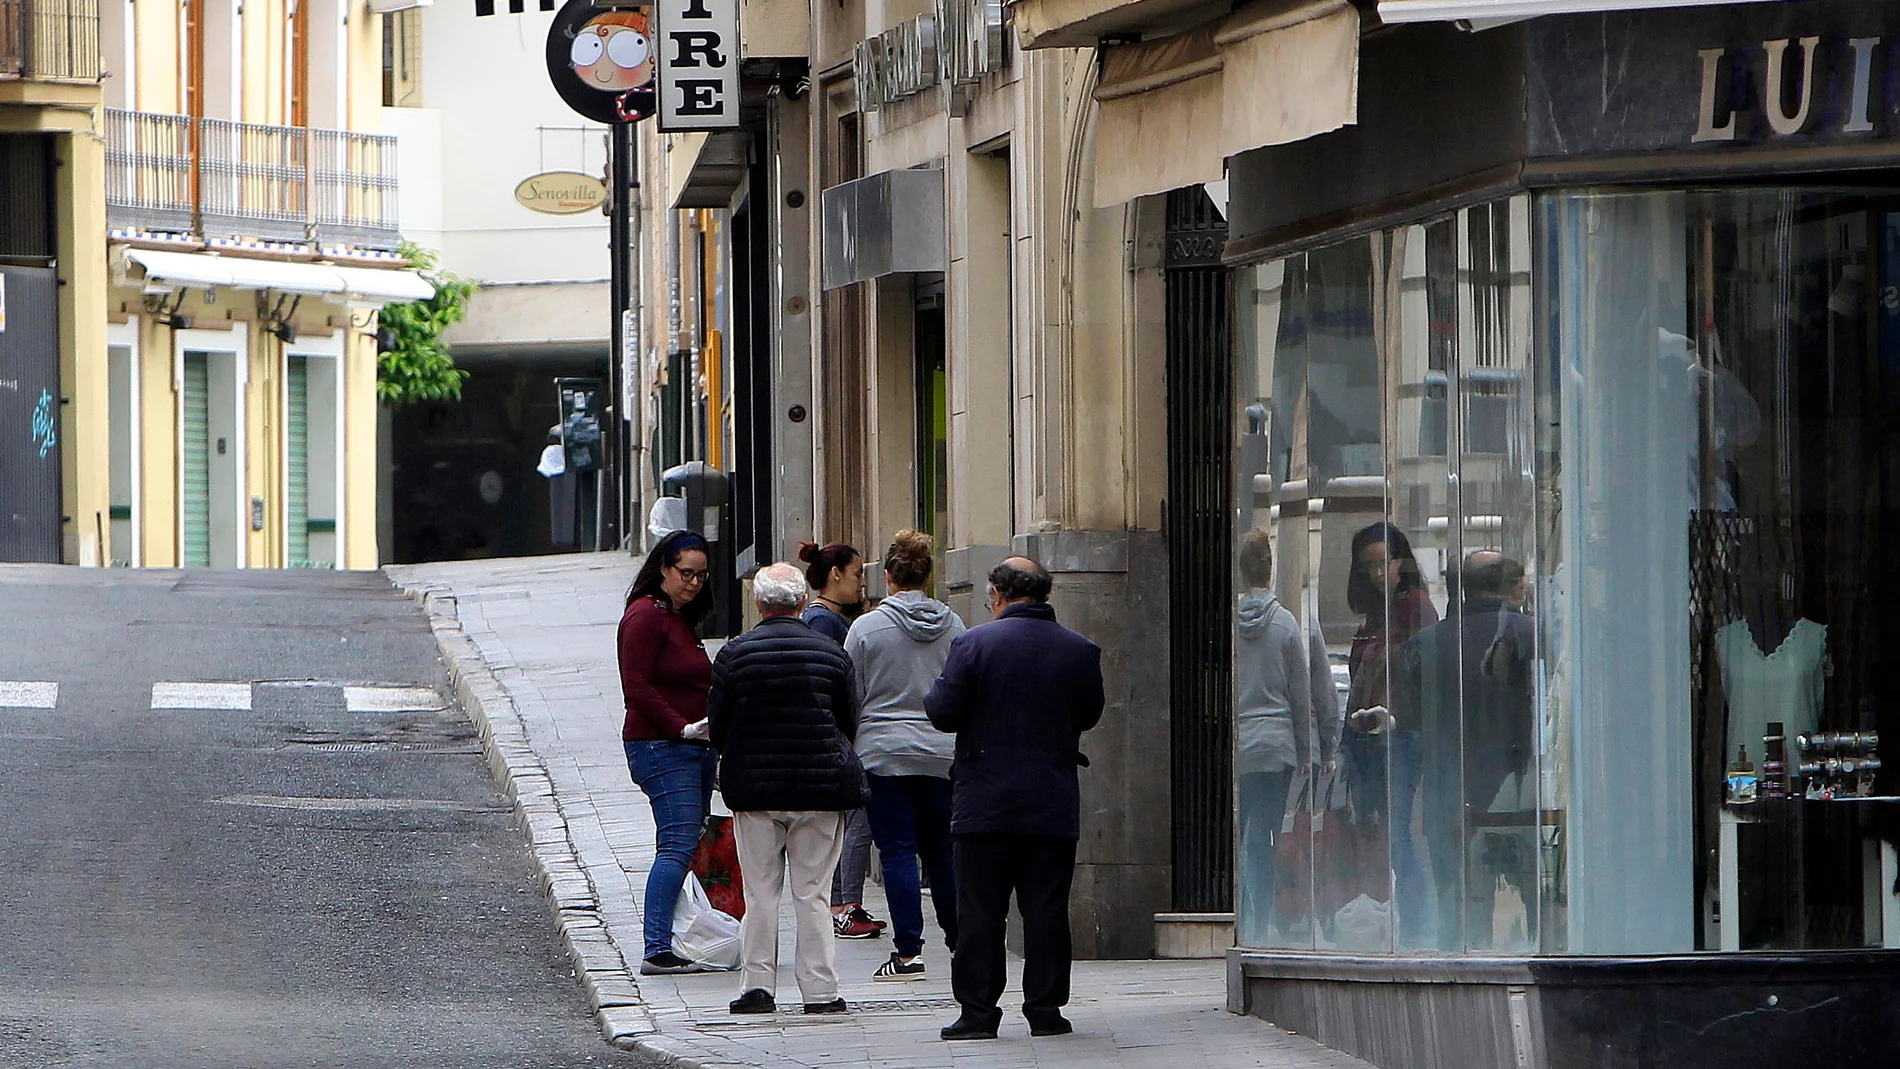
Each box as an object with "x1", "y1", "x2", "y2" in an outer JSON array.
[
  {"x1": 180, "y1": 339, "x2": 244, "y2": 569},
  {"x1": 914, "y1": 275, "x2": 948, "y2": 547}
]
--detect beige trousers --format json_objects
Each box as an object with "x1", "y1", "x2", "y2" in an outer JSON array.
[{"x1": 733, "y1": 810, "x2": 848, "y2": 1002}]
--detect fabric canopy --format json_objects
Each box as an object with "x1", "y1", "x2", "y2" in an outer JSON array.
[
  {"x1": 126, "y1": 248, "x2": 433, "y2": 304},
  {"x1": 1091, "y1": 0, "x2": 1359, "y2": 207},
  {"x1": 1377, "y1": 0, "x2": 1780, "y2": 24}
]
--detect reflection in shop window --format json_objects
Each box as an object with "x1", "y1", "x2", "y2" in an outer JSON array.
[{"x1": 1233, "y1": 196, "x2": 1551, "y2": 957}]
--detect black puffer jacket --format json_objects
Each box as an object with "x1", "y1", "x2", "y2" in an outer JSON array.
[{"x1": 708, "y1": 615, "x2": 866, "y2": 813}]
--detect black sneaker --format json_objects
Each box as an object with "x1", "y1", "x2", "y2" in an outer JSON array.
[
  {"x1": 640, "y1": 951, "x2": 705, "y2": 975},
  {"x1": 729, "y1": 988, "x2": 776, "y2": 1015},
  {"x1": 872, "y1": 952, "x2": 926, "y2": 982},
  {"x1": 803, "y1": 998, "x2": 849, "y2": 1015}
]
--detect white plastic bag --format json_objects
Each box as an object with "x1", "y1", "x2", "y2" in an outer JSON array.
[
  {"x1": 671, "y1": 874, "x2": 741, "y2": 970},
  {"x1": 1331, "y1": 893, "x2": 1392, "y2": 952}
]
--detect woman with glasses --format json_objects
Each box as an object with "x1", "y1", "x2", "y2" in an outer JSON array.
[{"x1": 619, "y1": 529, "x2": 719, "y2": 975}]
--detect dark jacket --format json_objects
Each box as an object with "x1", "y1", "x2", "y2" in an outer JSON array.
[
  {"x1": 708, "y1": 615, "x2": 866, "y2": 813},
  {"x1": 801, "y1": 601, "x2": 851, "y2": 644},
  {"x1": 924, "y1": 602, "x2": 1105, "y2": 838},
  {"x1": 617, "y1": 596, "x2": 714, "y2": 742},
  {"x1": 1392, "y1": 596, "x2": 1536, "y2": 799}
]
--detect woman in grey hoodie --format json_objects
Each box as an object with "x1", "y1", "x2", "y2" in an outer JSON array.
[
  {"x1": 1233, "y1": 527, "x2": 1335, "y2": 946},
  {"x1": 842, "y1": 530, "x2": 966, "y2": 982}
]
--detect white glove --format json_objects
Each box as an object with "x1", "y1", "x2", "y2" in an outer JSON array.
[{"x1": 681, "y1": 718, "x2": 710, "y2": 741}]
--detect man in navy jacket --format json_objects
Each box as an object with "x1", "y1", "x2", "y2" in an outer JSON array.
[{"x1": 925, "y1": 556, "x2": 1104, "y2": 1041}]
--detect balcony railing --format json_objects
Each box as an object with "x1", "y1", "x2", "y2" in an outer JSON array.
[
  {"x1": 105, "y1": 108, "x2": 400, "y2": 251},
  {"x1": 1, "y1": 0, "x2": 101, "y2": 80}
]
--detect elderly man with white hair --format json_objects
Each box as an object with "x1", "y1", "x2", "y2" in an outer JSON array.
[{"x1": 707, "y1": 561, "x2": 868, "y2": 1017}]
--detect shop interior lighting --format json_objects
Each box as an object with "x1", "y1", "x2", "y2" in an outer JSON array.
[{"x1": 1378, "y1": 0, "x2": 1794, "y2": 26}]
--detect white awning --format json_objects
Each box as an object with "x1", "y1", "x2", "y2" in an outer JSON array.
[
  {"x1": 1091, "y1": 0, "x2": 1358, "y2": 207},
  {"x1": 126, "y1": 248, "x2": 433, "y2": 304},
  {"x1": 331, "y1": 265, "x2": 436, "y2": 303},
  {"x1": 1377, "y1": 0, "x2": 1780, "y2": 24}
]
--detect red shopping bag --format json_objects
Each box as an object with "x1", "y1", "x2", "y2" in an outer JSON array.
[{"x1": 689, "y1": 815, "x2": 745, "y2": 919}]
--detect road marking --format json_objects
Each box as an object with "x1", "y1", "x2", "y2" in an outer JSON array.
[
  {"x1": 152, "y1": 682, "x2": 253, "y2": 711},
  {"x1": 343, "y1": 685, "x2": 443, "y2": 713},
  {"x1": 212, "y1": 794, "x2": 505, "y2": 813},
  {"x1": 0, "y1": 681, "x2": 58, "y2": 709}
]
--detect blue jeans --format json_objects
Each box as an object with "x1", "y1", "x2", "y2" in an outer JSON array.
[
  {"x1": 864, "y1": 774, "x2": 958, "y2": 958},
  {"x1": 1388, "y1": 730, "x2": 1426, "y2": 947},
  {"x1": 624, "y1": 739, "x2": 718, "y2": 960}
]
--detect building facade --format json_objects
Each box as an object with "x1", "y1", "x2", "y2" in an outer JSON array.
[
  {"x1": 2, "y1": 0, "x2": 427, "y2": 569},
  {"x1": 383, "y1": 0, "x2": 617, "y2": 564},
  {"x1": 626, "y1": 0, "x2": 1900, "y2": 1063}
]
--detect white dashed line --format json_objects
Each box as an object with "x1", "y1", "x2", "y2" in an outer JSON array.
[
  {"x1": 343, "y1": 686, "x2": 443, "y2": 713},
  {"x1": 0, "y1": 681, "x2": 58, "y2": 709},
  {"x1": 151, "y1": 682, "x2": 253, "y2": 711}
]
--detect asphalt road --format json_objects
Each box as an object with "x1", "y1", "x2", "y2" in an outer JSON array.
[{"x1": 0, "y1": 566, "x2": 649, "y2": 1069}]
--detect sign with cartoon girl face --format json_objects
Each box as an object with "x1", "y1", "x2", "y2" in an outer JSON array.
[{"x1": 546, "y1": 0, "x2": 655, "y2": 124}]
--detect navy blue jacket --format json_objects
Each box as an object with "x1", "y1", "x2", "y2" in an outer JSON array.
[{"x1": 925, "y1": 602, "x2": 1105, "y2": 838}]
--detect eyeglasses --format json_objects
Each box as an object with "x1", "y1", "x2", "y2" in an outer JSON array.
[{"x1": 669, "y1": 566, "x2": 710, "y2": 584}]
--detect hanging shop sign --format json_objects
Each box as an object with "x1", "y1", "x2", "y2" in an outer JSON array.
[
  {"x1": 655, "y1": 0, "x2": 741, "y2": 130},
  {"x1": 547, "y1": 0, "x2": 657, "y2": 124},
  {"x1": 855, "y1": 0, "x2": 1007, "y2": 114},
  {"x1": 514, "y1": 171, "x2": 609, "y2": 214}
]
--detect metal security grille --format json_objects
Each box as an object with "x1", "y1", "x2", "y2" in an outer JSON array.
[
  {"x1": 286, "y1": 357, "x2": 310, "y2": 567},
  {"x1": 1164, "y1": 188, "x2": 1234, "y2": 913},
  {"x1": 181, "y1": 355, "x2": 211, "y2": 568}
]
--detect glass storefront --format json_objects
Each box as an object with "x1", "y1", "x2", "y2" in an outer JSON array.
[{"x1": 1233, "y1": 189, "x2": 1900, "y2": 958}]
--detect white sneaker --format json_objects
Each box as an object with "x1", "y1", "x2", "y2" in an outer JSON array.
[{"x1": 872, "y1": 952, "x2": 926, "y2": 982}]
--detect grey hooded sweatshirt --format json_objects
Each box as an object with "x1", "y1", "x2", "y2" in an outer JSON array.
[
  {"x1": 843, "y1": 591, "x2": 967, "y2": 777},
  {"x1": 1235, "y1": 589, "x2": 1337, "y2": 776}
]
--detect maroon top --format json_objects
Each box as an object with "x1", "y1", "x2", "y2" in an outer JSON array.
[{"x1": 617, "y1": 595, "x2": 713, "y2": 741}]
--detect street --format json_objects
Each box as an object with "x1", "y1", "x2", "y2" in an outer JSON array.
[{"x1": 0, "y1": 565, "x2": 644, "y2": 1069}]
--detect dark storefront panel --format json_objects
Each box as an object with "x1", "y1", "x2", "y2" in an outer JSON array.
[
  {"x1": 0, "y1": 265, "x2": 62, "y2": 562},
  {"x1": 389, "y1": 358, "x2": 605, "y2": 564},
  {"x1": 1165, "y1": 187, "x2": 1234, "y2": 914}
]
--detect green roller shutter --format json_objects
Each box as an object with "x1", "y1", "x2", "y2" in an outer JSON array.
[
  {"x1": 286, "y1": 357, "x2": 309, "y2": 567},
  {"x1": 181, "y1": 354, "x2": 210, "y2": 568}
]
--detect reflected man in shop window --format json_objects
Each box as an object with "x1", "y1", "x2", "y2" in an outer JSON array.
[{"x1": 1394, "y1": 550, "x2": 1536, "y2": 951}]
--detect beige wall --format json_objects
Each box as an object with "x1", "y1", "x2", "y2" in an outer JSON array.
[{"x1": 60, "y1": 127, "x2": 112, "y2": 565}]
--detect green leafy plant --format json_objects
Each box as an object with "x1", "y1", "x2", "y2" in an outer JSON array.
[{"x1": 376, "y1": 241, "x2": 477, "y2": 406}]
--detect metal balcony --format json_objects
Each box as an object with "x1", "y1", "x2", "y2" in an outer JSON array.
[
  {"x1": 105, "y1": 108, "x2": 400, "y2": 251},
  {"x1": 0, "y1": 0, "x2": 100, "y2": 80}
]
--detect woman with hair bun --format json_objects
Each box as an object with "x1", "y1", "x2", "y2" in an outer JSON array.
[
  {"x1": 797, "y1": 541, "x2": 864, "y2": 644},
  {"x1": 795, "y1": 539, "x2": 885, "y2": 939},
  {"x1": 844, "y1": 530, "x2": 966, "y2": 981}
]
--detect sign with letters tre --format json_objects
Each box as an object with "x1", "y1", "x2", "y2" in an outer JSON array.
[{"x1": 656, "y1": 0, "x2": 740, "y2": 130}]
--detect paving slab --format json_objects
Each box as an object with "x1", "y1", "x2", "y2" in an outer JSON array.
[{"x1": 387, "y1": 552, "x2": 1373, "y2": 1069}]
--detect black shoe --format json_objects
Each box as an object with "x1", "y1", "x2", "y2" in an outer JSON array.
[
  {"x1": 729, "y1": 989, "x2": 776, "y2": 1015},
  {"x1": 803, "y1": 998, "x2": 849, "y2": 1015},
  {"x1": 1028, "y1": 1014, "x2": 1073, "y2": 1037},
  {"x1": 641, "y1": 951, "x2": 706, "y2": 975},
  {"x1": 940, "y1": 1014, "x2": 1001, "y2": 1041}
]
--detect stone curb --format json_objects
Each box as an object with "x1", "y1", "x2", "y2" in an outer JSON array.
[
  {"x1": 385, "y1": 570, "x2": 811, "y2": 1069},
  {"x1": 388, "y1": 579, "x2": 652, "y2": 1039}
]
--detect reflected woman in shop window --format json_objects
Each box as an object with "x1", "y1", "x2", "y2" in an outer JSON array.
[{"x1": 1342, "y1": 523, "x2": 1437, "y2": 931}]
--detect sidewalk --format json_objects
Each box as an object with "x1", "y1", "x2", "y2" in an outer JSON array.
[{"x1": 387, "y1": 552, "x2": 1372, "y2": 1069}]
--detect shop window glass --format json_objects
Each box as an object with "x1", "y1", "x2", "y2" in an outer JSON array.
[
  {"x1": 1234, "y1": 195, "x2": 1551, "y2": 956},
  {"x1": 1547, "y1": 189, "x2": 1900, "y2": 955}
]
